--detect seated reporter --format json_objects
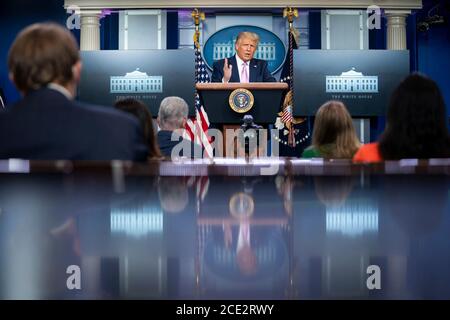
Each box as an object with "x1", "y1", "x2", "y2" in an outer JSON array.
[
  {"x1": 157, "y1": 96, "x2": 203, "y2": 159},
  {"x1": 302, "y1": 100, "x2": 361, "y2": 159},
  {"x1": 353, "y1": 73, "x2": 450, "y2": 162},
  {"x1": 0, "y1": 23, "x2": 147, "y2": 161},
  {"x1": 114, "y1": 98, "x2": 162, "y2": 159}
]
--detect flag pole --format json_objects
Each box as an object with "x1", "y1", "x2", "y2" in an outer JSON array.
[
  {"x1": 192, "y1": 8, "x2": 205, "y2": 48},
  {"x1": 282, "y1": 7, "x2": 298, "y2": 147},
  {"x1": 189, "y1": 9, "x2": 213, "y2": 159}
]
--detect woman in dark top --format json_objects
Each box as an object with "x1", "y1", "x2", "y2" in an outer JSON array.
[
  {"x1": 354, "y1": 73, "x2": 450, "y2": 162},
  {"x1": 114, "y1": 98, "x2": 162, "y2": 159}
]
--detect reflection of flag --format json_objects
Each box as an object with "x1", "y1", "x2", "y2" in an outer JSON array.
[
  {"x1": 196, "y1": 175, "x2": 210, "y2": 202},
  {"x1": 185, "y1": 44, "x2": 213, "y2": 158},
  {"x1": 187, "y1": 175, "x2": 210, "y2": 202}
]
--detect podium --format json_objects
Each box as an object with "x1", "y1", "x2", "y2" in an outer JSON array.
[
  {"x1": 196, "y1": 83, "x2": 288, "y2": 124},
  {"x1": 196, "y1": 83, "x2": 288, "y2": 157}
]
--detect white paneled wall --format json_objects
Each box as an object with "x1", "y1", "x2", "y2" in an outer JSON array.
[{"x1": 119, "y1": 10, "x2": 167, "y2": 49}]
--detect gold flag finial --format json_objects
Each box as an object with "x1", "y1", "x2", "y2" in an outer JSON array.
[
  {"x1": 191, "y1": 8, "x2": 205, "y2": 26},
  {"x1": 283, "y1": 7, "x2": 298, "y2": 27},
  {"x1": 283, "y1": 7, "x2": 300, "y2": 48},
  {"x1": 192, "y1": 9, "x2": 206, "y2": 48}
]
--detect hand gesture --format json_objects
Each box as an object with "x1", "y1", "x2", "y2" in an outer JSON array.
[{"x1": 223, "y1": 58, "x2": 232, "y2": 83}]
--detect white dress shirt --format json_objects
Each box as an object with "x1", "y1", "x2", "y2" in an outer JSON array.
[
  {"x1": 47, "y1": 83, "x2": 73, "y2": 100},
  {"x1": 223, "y1": 55, "x2": 250, "y2": 83},
  {"x1": 235, "y1": 54, "x2": 249, "y2": 83}
]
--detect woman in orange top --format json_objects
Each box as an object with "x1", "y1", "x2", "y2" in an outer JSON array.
[
  {"x1": 353, "y1": 73, "x2": 450, "y2": 163},
  {"x1": 353, "y1": 142, "x2": 381, "y2": 162}
]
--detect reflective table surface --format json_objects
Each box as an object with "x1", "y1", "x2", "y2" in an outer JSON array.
[{"x1": 0, "y1": 159, "x2": 449, "y2": 299}]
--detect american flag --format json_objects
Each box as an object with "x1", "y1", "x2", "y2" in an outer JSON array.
[
  {"x1": 279, "y1": 28, "x2": 296, "y2": 128},
  {"x1": 278, "y1": 27, "x2": 306, "y2": 148},
  {"x1": 281, "y1": 105, "x2": 293, "y2": 124},
  {"x1": 277, "y1": 10, "x2": 311, "y2": 155},
  {"x1": 184, "y1": 44, "x2": 213, "y2": 158}
]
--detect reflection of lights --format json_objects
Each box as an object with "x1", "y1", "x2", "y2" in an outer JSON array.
[
  {"x1": 385, "y1": 159, "x2": 418, "y2": 174},
  {"x1": 0, "y1": 159, "x2": 30, "y2": 173},
  {"x1": 213, "y1": 158, "x2": 247, "y2": 165},
  {"x1": 251, "y1": 158, "x2": 285, "y2": 166},
  {"x1": 291, "y1": 159, "x2": 324, "y2": 165},
  {"x1": 429, "y1": 159, "x2": 450, "y2": 166},
  {"x1": 110, "y1": 206, "x2": 163, "y2": 237},
  {"x1": 326, "y1": 201, "x2": 378, "y2": 237},
  {"x1": 213, "y1": 246, "x2": 276, "y2": 266},
  {"x1": 159, "y1": 162, "x2": 208, "y2": 176}
]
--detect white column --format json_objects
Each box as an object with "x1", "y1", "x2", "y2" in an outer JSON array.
[
  {"x1": 80, "y1": 10, "x2": 102, "y2": 51},
  {"x1": 385, "y1": 10, "x2": 411, "y2": 50}
]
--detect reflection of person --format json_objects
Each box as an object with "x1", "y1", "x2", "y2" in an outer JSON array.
[
  {"x1": 211, "y1": 31, "x2": 276, "y2": 83},
  {"x1": 157, "y1": 96, "x2": 203, "y2": 158},
  {"x1": 382, "y1": 176, "x2": 446, "y2": 237},
  {"x1": 236, "y1": 221, "x2": 258, "y2": 275},
  {"x1": 302, "y1": 101, "x2": 361, "y2": 159},
  {"x1": 382, "y1": 175, "x2": 449, "y2": 299},
  {"x1": 0, "y1": 23, "x2": 147, "y2": 160},
  {"x1": 275, "y1": 176, "x2": 294, "y2": 215},
  {"x1": 223, "y1": 220, "x2": 258, "y2": 276},
  {"x1": 354, "y1": 73, "x2": 450, "y2": 162},
  {"x1": 158, "y1": 177, "x2": 189, "y2": 214},
  {"x1": 50, "y1": 216, "x2": 81, "y2": 257},
  {"x1": 314, "y1": 176, "x2": 354, "y2": 207},
  {"x1": 114, "y1": 98, "x2": 162, "y2": 159}
]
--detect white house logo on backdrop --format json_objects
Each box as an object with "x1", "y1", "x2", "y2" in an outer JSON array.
[
  {"x1": 326, "y1": 68, "x2": 378, "y2": 93},
  {"x1": 213, "y1": 39, "x2": 276, "y2": 61},
  {"x1": 110, "y1": 68, "x2": 163, "y2": 94}
]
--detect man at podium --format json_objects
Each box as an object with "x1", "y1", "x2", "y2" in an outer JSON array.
[{"x1": 211, "y1": 31, "x2": 276, "y2": 83}]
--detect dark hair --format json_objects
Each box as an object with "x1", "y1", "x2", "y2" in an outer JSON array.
[
  {"x1": 114, "y1": 98, "x2": 162, "y2": 159},
  {"x1": 379, "y1": 73, "x2": 450, "y2": 159},
  {"x1": 8, "y1": 23, "x2": 80, "y2": 94}
]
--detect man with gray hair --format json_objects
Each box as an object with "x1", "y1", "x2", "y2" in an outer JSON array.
[{"x1": 157, "y1": 96, "x2": 203, "y2": 158}]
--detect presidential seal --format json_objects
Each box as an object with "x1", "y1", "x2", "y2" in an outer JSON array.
[
  {"x1": 229, "y1": 192, "x2": 255, "y2": 219},
  {"x1": 229, "y1": 88, "x2": 254, "y2": 113}
]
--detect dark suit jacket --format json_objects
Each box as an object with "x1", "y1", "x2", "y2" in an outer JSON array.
[
  {"x1": 0, "y1": 88, "x2": 148, "y2": 160},
  {"x1": 157, "y1": 130, "x2": 203, "y2": 159},
  {"x1": 211, "y1": 55, "x2": 276, "y2": 83}
]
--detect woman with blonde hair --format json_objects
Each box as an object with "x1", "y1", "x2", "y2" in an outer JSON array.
[{"x1": 302, "y1": 101, "x2": 361, "y2": 159}]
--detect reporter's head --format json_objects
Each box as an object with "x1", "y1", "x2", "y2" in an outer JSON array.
[{"x1": 8, "y1": 23, "x2": 81, "y2": 96}]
